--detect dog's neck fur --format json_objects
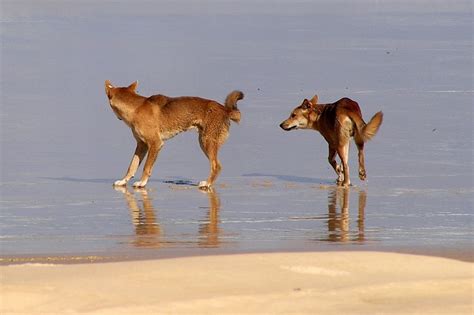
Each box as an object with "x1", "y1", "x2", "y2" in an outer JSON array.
[
  {"x1": 308, "y1": 103, "x2": 325, "y2": 131},
  {"x1": 110, "y1": 90, "x2": 145, "y2": 125}
]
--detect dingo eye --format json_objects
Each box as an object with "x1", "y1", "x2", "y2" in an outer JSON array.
[{"x1": 291, "y1": 114, "x2": 296, "y2": 118}]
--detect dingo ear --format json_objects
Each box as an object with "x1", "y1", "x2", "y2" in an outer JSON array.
[
  {"x1": 105, "y1": 80, "x2": 114, "y2": 97},
  {"x1": 309, "y1": 94, "x2": 318, "y2": 105},
  {"x1": 128, "y1": 80, "x2": 138, "y2": 92},
  {"x1": 105, "y1": 80, "x2": 114, "y2": 89},
  {"x1": 301, "y1": 99, "x2": 311, "y2": 110}
]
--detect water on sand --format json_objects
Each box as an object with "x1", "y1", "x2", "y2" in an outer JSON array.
[{"x1": 1, "y1": 0, "x2": 472, "y2": 262}]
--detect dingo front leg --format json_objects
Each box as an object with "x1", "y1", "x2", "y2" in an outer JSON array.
[
  {"x1": 133, "y1": 141, "x2": 163, "y2": 188},
  {"x1": 114, "y1": 140, "x2": 148, "y2": 186},
  {"x1": 328, "y1": 146, "x2": 344, "y2": 185}
]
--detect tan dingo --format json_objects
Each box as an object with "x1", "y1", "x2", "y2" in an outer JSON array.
[{"x1": 105, "y1": 80, "x2": 243, "y2": 189}]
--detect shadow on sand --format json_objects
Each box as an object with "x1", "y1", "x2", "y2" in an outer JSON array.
[
  {"x1": 41, "y1": 177, "x2": 198, "y2": 186},
  {"x1": 243, "y1": 173, "x2": 333, "y2": 184}
]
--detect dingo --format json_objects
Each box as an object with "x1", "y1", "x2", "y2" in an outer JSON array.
[
  {"x1": 105, "y1": 80, "x2": 243, "y2": 189},
  {"x1": 280, "y1": 95, "x2": 383, "y2": 186}
]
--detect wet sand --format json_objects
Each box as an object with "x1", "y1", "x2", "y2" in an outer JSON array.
[
  {"x1": 2, "y1": 0, "x2": 472, "y2": 260},
  {"x1": 1, "y1": 252, "x2": 472, "y2": 315},
  {"x1": 1, "y1": 182, "x2": 472, "y2": 264}
]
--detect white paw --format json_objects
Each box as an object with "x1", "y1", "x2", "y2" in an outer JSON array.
[
  {"x1": 114, "y1": 179, "x2": 128, "y2": 186},
  {"x1": 132, "y1": 181, "x2": 147, "y2": 188},
  {"x1": 198, "y1": 181, "x2": 210, "y2": 189}
]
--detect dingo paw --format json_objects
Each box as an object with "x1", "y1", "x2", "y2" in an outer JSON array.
[
  {"x1": 132, "y1": 181, "x2": 147, "y2": 188},
  {"x1": 337, "y1": 180, "x2": 351, "y2": 187},
  {"x1": 198, "y1": 181, "x2": 211, "y2": 190},
  {"x1": 114, "y1": 179, "x2": 127, "y2": 186}
]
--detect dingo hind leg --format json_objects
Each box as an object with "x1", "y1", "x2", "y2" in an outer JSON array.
[
  {"x1": 356, "y1": 140, "x2": 366, "y2": 180},
  {"x1": 198, "y1": 128, "x2": 227, "y2": 189},
  {"x1": 337, "y1": 140, "x2": 351, "y2": 187}
]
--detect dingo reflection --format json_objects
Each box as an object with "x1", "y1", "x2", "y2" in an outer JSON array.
[
  {"x1": 114, "y1": 187, "x2": 223, "y2": 248},
  {"x1": 325, "y1": 187, "x2": 366, "y2": 243},
  {"x1": 115, "y1": 186, "x2": 162, "y2": 248},
  {"x1": 198, "y1": 190, "x2": 222, "y2": 248}
]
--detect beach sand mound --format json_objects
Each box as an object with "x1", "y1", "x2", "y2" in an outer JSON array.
[{"x1": 1, "y1": 252, "x2": 472, "y2": 315}]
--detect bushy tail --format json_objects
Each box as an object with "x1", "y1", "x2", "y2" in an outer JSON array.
[
  {"x1": 224, "y1": 90, "x2": 244, "y2": 123},
  {"x1": 361, "y1": 111, "x2": 383, "y2": 141}
]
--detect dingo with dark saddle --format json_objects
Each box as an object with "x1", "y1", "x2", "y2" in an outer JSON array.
[{"x1": 280, "y1": 95, "x2": 383, "y2": 186}]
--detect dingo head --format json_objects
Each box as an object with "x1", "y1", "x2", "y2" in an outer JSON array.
[
  {"x1": 104, "y1": 80, "x2": 138, "y2": 121},
  {"x1": 105, "y1": 80, "x2": 138, "y2": 101},
  {"x1": 279, "y1": 95, "x2": 319, "y2": 131}
]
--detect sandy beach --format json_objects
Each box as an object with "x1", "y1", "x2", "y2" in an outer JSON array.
[{"x1": 1, "y1": 251, "x2": 472, "y2": 315}]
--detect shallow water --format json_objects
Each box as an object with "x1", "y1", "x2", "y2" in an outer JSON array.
[{"x1": 1, "y1": 0, "x2": 472, "y2": 262}]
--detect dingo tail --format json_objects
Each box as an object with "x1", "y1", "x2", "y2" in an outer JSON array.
[
  {"x1": 224, "y1": 90, "x2": 244, "y2": 123},
  {"x1": 361, "y1": 111, "x2": 383, "y2": 141}
]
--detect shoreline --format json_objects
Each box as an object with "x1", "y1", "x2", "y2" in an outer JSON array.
[
  {"x1": 1, "y1": 251, "x2": 472, "y2": 315},
  {"x1": 1, "y1": 246, "x2": 473, "y2": 266}
]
